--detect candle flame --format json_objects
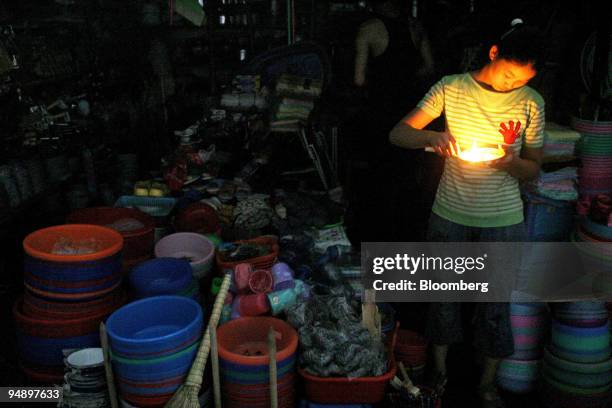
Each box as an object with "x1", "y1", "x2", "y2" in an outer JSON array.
[{"x1": 457, "y1": 140, "x2": 505, "y2": 163}]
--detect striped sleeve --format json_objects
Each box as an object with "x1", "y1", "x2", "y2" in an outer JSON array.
[
  {"x1": 524, "y1": 98, "x2": 545, "y2": 148},
  {"x1": 417, "y1": 77, "x2": 445, "y2": 118}
]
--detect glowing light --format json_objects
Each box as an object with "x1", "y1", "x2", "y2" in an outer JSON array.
[{"x1": 457, "y1": 141, "x2": 505, "y2": 163}]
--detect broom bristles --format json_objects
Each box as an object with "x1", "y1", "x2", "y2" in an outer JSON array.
[
  {"x1": 165, "y1": 273, "x2": 232, "y2": 408},
  {"x1": 164, "y1": 384, "x2": 200, "y2": 408}
]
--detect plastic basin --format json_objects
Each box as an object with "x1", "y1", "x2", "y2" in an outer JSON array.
[
  {"x1": 155, "y1": 233, "x2": 215, "y2": 279},
  {"x1": 24, "y1": 224, "x2": 123, "y2": 263},
  {"x1": 217, "y1": 317, "x2": 298, "y2": 366},
  {"x1": 106, "y1": 296, "x2": 203, "y2": 358},
  {"x1": 129, "y1": 258, "x2": 193, "y2": 296}
]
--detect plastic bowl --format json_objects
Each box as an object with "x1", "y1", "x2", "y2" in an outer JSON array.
[
  {"x1": 24, "y1": 280, "x2": 123, "y2": 302},
  {"x1": 511, "y1": 302, "x2": 547, "y2": 316},
  {"x1": 66, "y1": 348, "x2": 104, "y2": 370},
  {"x1": 217, "y1": 317, "x2": 298, "y2": 366},
  {"x1": 14, "y1": 297, "x2": 114, "y2": 338},
  {"x1": 129, "y1": 258, "x2": 193, "y2": 296},
  {"x1": 22, "y1": 288, "x2": 126, "y2": 319},
  {"x1": 121, "y1": 392, "x2": 172, "y2": 408},
  {"x1": 116, "y1": 363, "x2": 193, "y2": 383},
  {"x1": 552, "y1": 319, "x2": 610, "y2": 354},
  {"x1": 543, "y1": 362, "x2": 612, "y2": 389},
  {"x1": 106, "y1": 296, "x2": 203, "y2": 358},
  {"x1": 24, "y1": 270, "x2": 122, "y2": 294},
  {"x1": 581, "y1": 217, "x2": 612, "y2": 241},
  {"x1": 24, "y1": 224, "x2": 123, "y2": 263},
  {"x1": 116, "y1": 374, "x2": 186, "y2": 396},
  {"x1": 544, "y1": 347, "x2": 612, "y2": 374},
  {"x1": 111, "y1": 341, "x2": 199, "y2": 379},
  {"x1": 540, "y1": 376, "x2": 611, "y2": 408},
  {"x1": 154, "y1": 233, "x2": 215, "y2": 279}
]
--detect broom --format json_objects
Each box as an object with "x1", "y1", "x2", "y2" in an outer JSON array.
[
  {"x1": 268, "y1": 327, "x2": 278, "y2": 408},
  {"x1": 165, "y1": 273, "x2": 232, "y2": 408},
  {"x1": 100, "y1": 322, "x2": 119, "y2": 408}
]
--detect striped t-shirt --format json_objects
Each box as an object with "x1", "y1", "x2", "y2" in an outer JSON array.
[{"x1": 417, "y1": 73, "x2": 545, "y2": 227}]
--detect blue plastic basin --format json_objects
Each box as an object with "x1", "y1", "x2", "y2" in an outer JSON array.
[
  {"x1": 129, "y1": 258, "x2": 193, "y2": 296},
  {"x1": 106, "y1": 296, "x2": 203, "y2": 358}
]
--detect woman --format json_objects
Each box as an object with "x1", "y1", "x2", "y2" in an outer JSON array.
[{"x1": 389, "y1": 20, "x2": 545, "y2": 407}]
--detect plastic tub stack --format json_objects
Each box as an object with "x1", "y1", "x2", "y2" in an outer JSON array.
[
  {"x1": 129, "y1": 258, "x2": 200, "y2": 302},
  {"x1": 217, "y1": 317, "x2": 298, "y2": 408},
  {"x1": 522, "y1": 122, "x2": 582, "y2": 241},
  {"x1": 574, "y1": 196, "x2": 612, "y2": 294},
  {"x1": 497, "y1": 303, "x2": 548, "y2": 394},
  {"x1": 106, "y1": 296, "x2": 203, "y2": 407},
  {"x1": 528, "y1": 123, "x2": 580, "y2": 202},
  {"x1": 60, "y1": 348, "x2": 109, "y2": 407},
  {"x1": 15, "y1": 225, "x2": 125, "y2": 383},
  {"x1": 540, "y1": 301, "x2": 612, "y2": 407},
  {"x1": 67, "y1": 207, "x2": 155, "y2": 272},
  {"x1": 571, "y1": 117, "x2": 612, "y2": 198},
  {"x1": 155, "y1": 232, "x2": 216, "y2": 280},
  {"x1": 609, "y1": 303, "x2": 612, "y2": 343}
]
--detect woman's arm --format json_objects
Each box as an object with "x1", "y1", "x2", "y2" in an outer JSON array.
[
  {"x1": 390, "y1": 108, "x2": 456, "y2": 156},
  {"x1": 490, "y1": 146, "x2": 542, "y2": 180}
]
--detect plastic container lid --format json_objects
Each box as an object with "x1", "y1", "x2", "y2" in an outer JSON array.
[{"x1": 248, "y1": 270, "x2": 273, "y2": 293}]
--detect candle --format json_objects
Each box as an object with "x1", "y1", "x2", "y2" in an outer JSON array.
[{"x1": 457, "y1": 141, "x2": 505, "y2": 163}]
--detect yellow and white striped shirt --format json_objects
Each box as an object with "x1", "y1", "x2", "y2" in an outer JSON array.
[{"x1": 417, "y1": 73, "x2": 545, "y2": 227}]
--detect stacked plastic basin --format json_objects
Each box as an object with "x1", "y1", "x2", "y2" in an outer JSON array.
[
  {"x1": 155, "y1": 232, "x2": 215, "y2": 280},
  {"x1": 106, "y1": 296, "x2": 203, "y2": 407},
  {"x1": 498, "y1": 303, "x2": 548, "y2": 394},
  {"x1": 129, "y1": 258, "x2": 200, "y2": 302},
  {"x1": 67, "y1": 207, "x2": 155, "y2": 273},
  {"x1": 540, "y1": 301, "x2": 612, "y2": 407},
  {"x1": 217, "y1": 317, "x2": 298, "y2": 408},
  {"x1": 574, "y1": 215, "x2": 612, "y2": 295},
  {"x1": 16, "y1": 224, "x2": 125, "y2": 383},
  {"x1": 609, "y1": 303, "x2": 612, "y2": 344},
  {"x1": 571, "y1": 117, "x2": 612, "y2": 198}
]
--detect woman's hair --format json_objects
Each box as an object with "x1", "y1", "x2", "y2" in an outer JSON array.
[{"x1": 495, "y1": 19, "x2": 544, "y2": 69}]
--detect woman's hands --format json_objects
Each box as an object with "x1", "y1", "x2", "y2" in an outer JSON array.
[
  {"x1": 488, "y1": 147, "x2": 515, "y2": 169},
  {"x1": 427, "y1": 131, "x2": 458, "y2": 157}
]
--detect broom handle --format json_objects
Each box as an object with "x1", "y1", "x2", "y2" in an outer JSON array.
[
  {"x1": 184, "y1": 273, "x2": 232, "y2": 387},
  {"x1": 100, "y1": 322, "x2": 119, "y2": 408},
  {"x1": 210, "y1": 328, "x2": 222, "y2": 408}
]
